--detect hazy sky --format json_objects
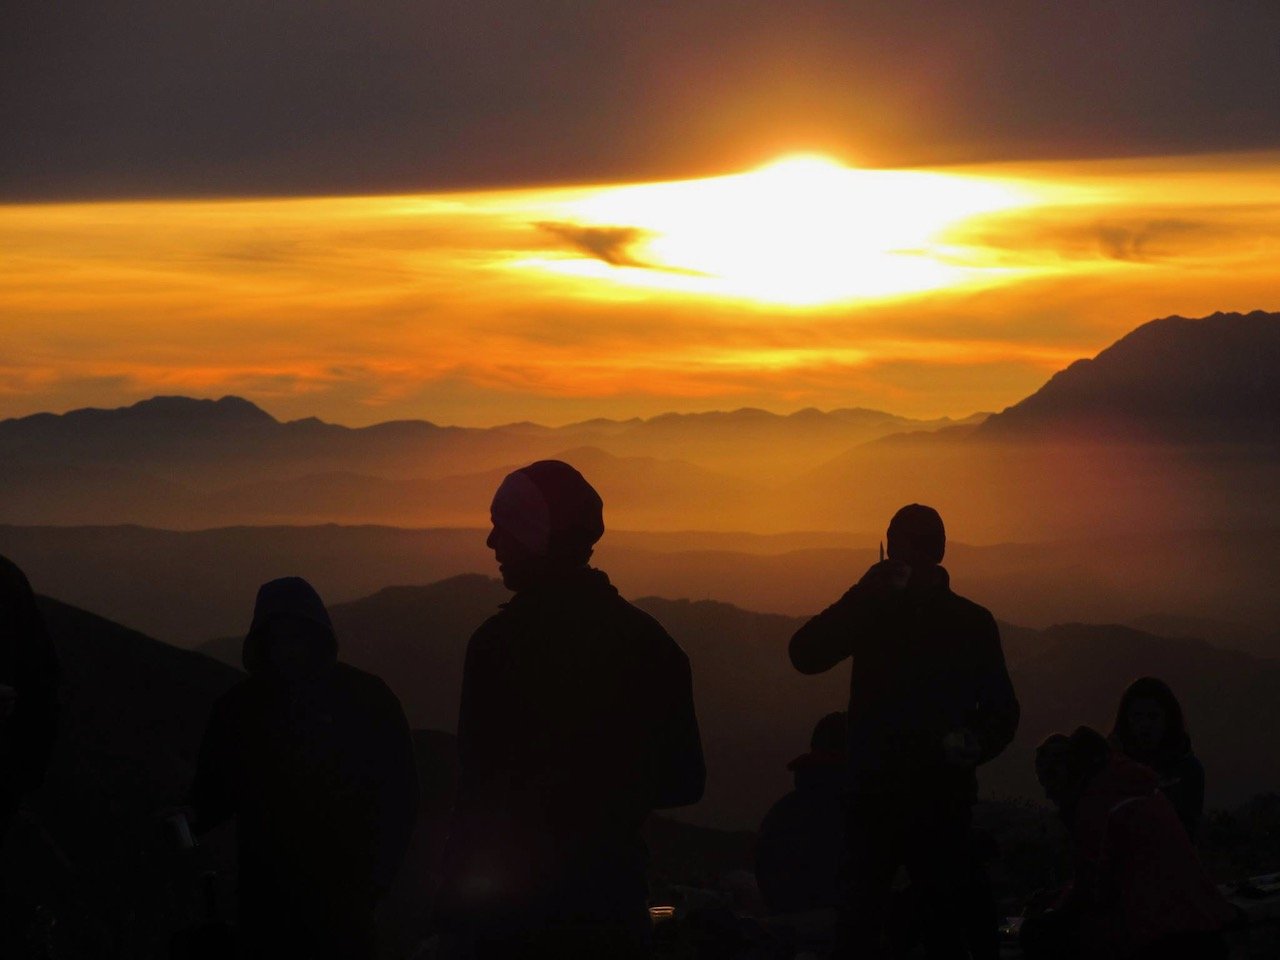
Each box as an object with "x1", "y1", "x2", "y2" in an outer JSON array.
[
  {"x1": 4, "y1": 1, "x2": 1279, "y2": 200},
  {"x1": 2, "y1": 3, "x2": 1278, "y2": 425}
]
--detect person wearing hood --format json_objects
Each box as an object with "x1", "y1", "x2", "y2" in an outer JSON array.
[
  {"x1": 1110, "y1": 677, "x2": 1204, "y2": 841},
  {"x1": 755, "y1": 711, "x2": 850, "y2": 916},
  {"x1": 188, "y1": 577, "x2": 419, "y2": 960},
  {"x1": 789, "y1": 504, "x2": 1019, "y2": 959},
  {"x1": 1023, "y1": 727, "x2": 1234, "y2": 960},
  {"x1": 438, "y1": 460, "x2": 705, "y2": 957},
  {"x1": 0, "y1": 556, "x2": 58, "y2": 837}
]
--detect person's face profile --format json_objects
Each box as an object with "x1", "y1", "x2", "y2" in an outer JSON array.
[
  {"x1": 1125, "y1": 697, "x2": 1168, "y2": 753},
  {"x1": 487, "y1": 522, "x2": 543, "y2": 591}
]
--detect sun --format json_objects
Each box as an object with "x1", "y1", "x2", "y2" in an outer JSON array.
[{"x1": 522, "y1": 154, "x2": 1037, "y2": 306}]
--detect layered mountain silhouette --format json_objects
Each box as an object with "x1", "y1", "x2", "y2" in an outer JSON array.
[
  {"x1": 1, "y1": 310, "x2": 1276, "y2": 537},
  {"x1": 786, "y1": 311, "x2": 1280, "y2": 538},
  {"x1": 0, "y1": 395, "x2": 969, "y2": 487},
  {"x1": 6, "y1": 524, "x2": 1280, "y2": 658}
]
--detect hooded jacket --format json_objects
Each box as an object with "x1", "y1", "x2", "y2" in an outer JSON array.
[
  {"x1": 442, "y1": 566, "x2": 704, "y2": 932},
  {"x1": 1066, "y1": 752, "x2": 1234, "y2": 958},
  {"x1": 789, "y1": 565, "x2": 1018, "y2": 791},
  {"x1": 190, "y1": 579, "x2": 418, "y2": 919}
]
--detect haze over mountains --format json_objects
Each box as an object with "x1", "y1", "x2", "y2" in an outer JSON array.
[
  {"x1": 2, "y1": 310, "x2": 1277, "y2": 666},
  {"x1": 1, "y1": 311, "x2": 1275, "y2": 539},
  {"x1": 3, "y1": 524, "x2": 1279, "y2": 661}
]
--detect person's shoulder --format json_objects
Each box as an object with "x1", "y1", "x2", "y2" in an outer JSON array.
[
  {"x1": 466, "y1": 608, "x2": 511, "y2": 655},
  {"x1": 333, "y1": 661, "x2": 397, "y2": 699},
  {"x1": 610, "y1": 594, "x2": 688, "y2": 657},
  {"x1": 943, "y1": 589, "x2": 998, "y2": 628}
]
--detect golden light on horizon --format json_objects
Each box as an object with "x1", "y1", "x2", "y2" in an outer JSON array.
[
  {"x1": 1, "y1": 150, "x2": 1277, "y2": 426},
  {"x1": 511, "y1": 154, "x2": 1044, "y2": 306}
]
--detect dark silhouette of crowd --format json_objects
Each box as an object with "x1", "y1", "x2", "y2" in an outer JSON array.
[{"x1": 0, "y1": 461, "x2": 1249, "y2": 959}]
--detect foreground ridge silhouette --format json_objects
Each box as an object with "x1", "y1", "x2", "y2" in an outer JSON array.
[
  {"x1": 790, "y1": 504, "x2": 1020, "y2": 959},
  {"x1": 436, "y1": 459, "x2": 705, "y2": 958},
  {"x1": 0, "y1": 556, "x2": 58, "y2": 840}
]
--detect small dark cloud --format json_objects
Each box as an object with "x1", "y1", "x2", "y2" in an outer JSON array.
[
  {"x1": 946, "y1": 205, "x2": 1280, "y2": 266},
  {"x1": 1093, "y1": 219, "x2": 1228, "y2": 262},
  {"x1": 535, "y1": 221, "x2": 709, "y2": 276},
  {"x1": 536, "y1": 222, "x2": 652, "y2": 268}
]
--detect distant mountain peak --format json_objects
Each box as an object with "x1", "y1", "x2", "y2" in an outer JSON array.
[
  {"x1": 125, "y1": 395, "x2": 277, "y2": 424},
  {"x1": 978, "y1": 310, "x2": 1280, "y2": 442}
]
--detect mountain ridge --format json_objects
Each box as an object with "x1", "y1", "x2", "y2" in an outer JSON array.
[{"x1": 977, "y1": 310, "x2": 1280, "y2": 441}]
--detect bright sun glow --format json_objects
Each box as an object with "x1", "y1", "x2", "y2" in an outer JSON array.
[{"x1": 515, "y1": 154, "x2": 1040, "y2": 306}]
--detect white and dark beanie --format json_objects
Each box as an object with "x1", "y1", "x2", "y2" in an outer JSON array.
[{"x1": 490, "y1": 460, "x2": 605, "y2": 563}]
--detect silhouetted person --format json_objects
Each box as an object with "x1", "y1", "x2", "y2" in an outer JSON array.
[
  {"x1": 0, "y1": 556, "x2": 58, "y2": 839},
  {"x1": 789, "y1": 504, "x2": 1019, "y2": 959},
  {"x1": 188, "y1": 577, "x2": 418, "y2": 959},
  {"x1": 755, "y1": 711, "x2": 850, "y2": 915},
  {"x1": 1023, "y1": 727, "x2": 1234, "y2": 960},
  {"x1": 1110, "y1": 677, "x2": 1204, "y2": 841},
  {"x1": 438, "y1": 460, "x2": 705, "y2": 958}
]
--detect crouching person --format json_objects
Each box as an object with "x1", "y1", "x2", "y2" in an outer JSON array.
[
  {"x1": 189, "y1": 577, "x2": 419, "y2": 960},
  {"x1": 1024, "y1": 728, "x2": 1235, "y2": 960}
]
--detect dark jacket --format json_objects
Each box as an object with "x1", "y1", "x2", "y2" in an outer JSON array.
[
  {"x1": 789, "y1": 565, "x2": 1018, "y2": 791},
  {"x1": 443, "y1": 567, "x2": 705, "y2": 932},
  {"x1": 0, "y1": 556, "x2": 59, "y2": 811},
  {"x1": 1062, "y1": 752, "x2": 1233, "y2": 959},
  {"x1": 190, "y1": 595, "x2": 418, "y2": 924},
  {"x1": 1112, "y1": 736, "x2": 1204, "y2": 842},
  {"x1": 755, "y1": 750, "x2": 850, "y2": 914},
  {"x1": 1144, "y1": 750, "x2": 1204, "y2": 843}
]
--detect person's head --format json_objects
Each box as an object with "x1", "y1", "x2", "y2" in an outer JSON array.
[
  {"x1": 809, "y1": 711, "x2": 848, "y2": 756},
  {"x1": 885, "y1": 504, "x2": 945, "y2": 569},
  {"x1": 1036, "y1": 726, "x2": 1110, "y2": 809},
  {"x1": 1111, "y1": 676, "x2": 1189, "y2": 760},
  {"x1": 487, "y1": 460, "x2": 604, "y2": 592},
  {"x1": 242, "y1": 577, "x2": 337, "y2": 680}
]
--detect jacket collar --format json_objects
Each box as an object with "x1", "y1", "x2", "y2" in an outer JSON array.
[{"x1": 503, "y1": 566, "x2": 617, "y2": 611}]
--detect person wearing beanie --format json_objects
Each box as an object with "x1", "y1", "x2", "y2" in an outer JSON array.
[
  {"x1": 438, "y1": 460, "x2": 705, "y2": 957},
  {"x1": 789, "y1": 504, "x2": 1020, "y2": 959},
  {"x1": 188, "y1": 577, "x2": 419, "y2": 959}
]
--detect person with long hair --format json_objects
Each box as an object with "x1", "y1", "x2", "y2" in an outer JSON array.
[{"x1": 1110, "y1": 677, "x2": 1204, "y2": 840}]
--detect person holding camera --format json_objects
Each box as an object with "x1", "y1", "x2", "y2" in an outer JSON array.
[{"x1": 789, "y1": 504, "x2": 1019, "y2": 959}]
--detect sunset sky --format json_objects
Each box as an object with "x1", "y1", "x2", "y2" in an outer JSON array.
[{"x1": 3, "y1": 2, "x2": 1278, "y2": 425}]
